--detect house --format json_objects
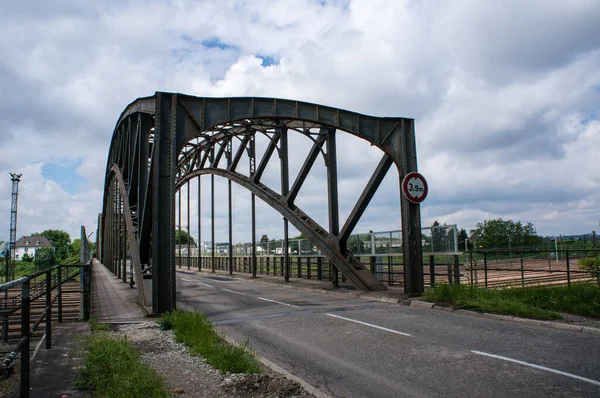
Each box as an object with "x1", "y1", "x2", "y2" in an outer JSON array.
[{"x1": 14, "y1": 235, "x2": 53, "y2": 260}]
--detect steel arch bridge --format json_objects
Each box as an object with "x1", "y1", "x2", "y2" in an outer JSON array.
[{"x1": 99, "y1": 92, "x2": 425, "y2": 314}]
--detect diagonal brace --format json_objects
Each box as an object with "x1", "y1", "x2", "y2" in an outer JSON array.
[
  {"x1": 229, "y1": 135, "x2": 251, "y2": 172},
  {"x1": 286, "y1": 134, "x2": 326, "y2": 206},
  {"x1": 211, "y1": 138, "x2": 230, "y2": 167},
  {"x1": 253, "y1": 134, "x2": 280, "y2": 183},
  {"x1": 339, "y1": 154, "x2": 393, "y2": 247}
]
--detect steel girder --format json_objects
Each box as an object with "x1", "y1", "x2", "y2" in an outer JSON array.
[{"x1": 101, "y1": 92, "x2": 424, "y2": 314}]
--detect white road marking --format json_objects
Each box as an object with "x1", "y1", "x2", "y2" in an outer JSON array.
[
  {"x1": 471, "y1": 350, "x2": 600, "y2": 387},
  {"x1": 257, "y1": 297, "x2": 299, "y2": 308},
  {"x1": 325, "y1": 314, "x2": 411, "y2": 337},
  {"x1": 221, "y1": 288, "x2": 247, "y2": 296},
  {"x1": 196, "y1": 282, "x2": 214, "y2": 288}
]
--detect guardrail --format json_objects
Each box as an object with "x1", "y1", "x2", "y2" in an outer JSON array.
[{"x1": 0, "y1": 261, "x2": 91, "y2": 398}]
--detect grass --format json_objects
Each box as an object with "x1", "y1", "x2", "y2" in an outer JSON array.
[
  {"x1": 423, "y1": 282, "x2": 600, "y2": 319},
  {"x1": 89, "y1": 318, "x2": 110, "y2": 332},
  {"x1": 77, "y1": 331, "x2": 167, "y2": 397},
  {"x1": 159, "y1": 309, "x2": 263, "y2": 374}
]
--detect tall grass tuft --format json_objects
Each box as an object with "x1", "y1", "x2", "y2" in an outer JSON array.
[
  {"x1": 77, "y1": 333, "x2": 167, "y2": 398},
  {"x1": 160, "y1": 310, "x2": 262, "y2": 374}
]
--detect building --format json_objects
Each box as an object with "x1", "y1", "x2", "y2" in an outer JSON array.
[{"x1": 14, "y1": 235, "x2": 53, "y2": 260}]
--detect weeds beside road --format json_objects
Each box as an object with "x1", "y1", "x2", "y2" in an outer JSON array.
[{"x1": 424, "y1": 282, "x2": 600, "y2": 319}]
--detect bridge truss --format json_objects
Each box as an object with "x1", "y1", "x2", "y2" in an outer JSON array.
[{"x1": 100, "y1": 92, "x2": 425, "y2": 314}]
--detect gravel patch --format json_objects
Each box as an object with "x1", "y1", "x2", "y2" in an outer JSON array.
[{"x1": 114, "y1": 322, "x2": 314, "y2": 398}]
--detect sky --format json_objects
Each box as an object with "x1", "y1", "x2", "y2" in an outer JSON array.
[{"x1": 0, "y1": 0, "x2": 599, "y2": 245}]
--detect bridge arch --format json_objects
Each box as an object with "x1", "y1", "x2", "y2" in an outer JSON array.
[{"x1": 100, "y1": 92, "x2": 424, "y2": 314}]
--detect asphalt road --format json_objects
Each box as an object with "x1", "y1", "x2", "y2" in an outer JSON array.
[{"x1": 176, "y1": 271, "x2": 600, "y2": 398}]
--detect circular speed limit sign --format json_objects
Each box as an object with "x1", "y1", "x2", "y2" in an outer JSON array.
[{"x1": 402, "y1": 172, "x2": 428, "y2": 204}]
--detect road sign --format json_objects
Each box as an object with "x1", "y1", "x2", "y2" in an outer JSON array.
[{"x1": 402, "y1": 172, "x2": 428, "y2": 204}]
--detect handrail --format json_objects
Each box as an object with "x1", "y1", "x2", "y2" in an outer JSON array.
[{"x1": 0, "y1": 262, "x2": 92, "y2": 398}]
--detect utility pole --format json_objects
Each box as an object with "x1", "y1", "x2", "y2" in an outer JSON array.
[{"x1": 8, "y1": 173, "x2": 22, "y2": 281}]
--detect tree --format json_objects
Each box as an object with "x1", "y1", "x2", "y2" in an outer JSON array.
[
  {"x1": 470, "y1": 219, "x2": 542, "y2": 249},
  {"x1": 260, "y1": 235, "x2": 270, "y2": 243},
  {"x1": 34, "y1": 247, "x2": 56, "y2": 270},
  {"x1": 36, "y1": 230, "x2": 71, "y2": 261},
  {"x1": 64, "y1": 239, "x2": 82, "y2": 265},
  {"x1": 21, "y1": 253, "x2": 34, "y2": 263},
  {"x1": 456, "y1": 228, "x2": 469, "y2": 251},
  {"x1": 431, "y1": 221, "x2": 449, "y2": 252},
  {"x1": 175, "y1": 230, "x2": 195, "y2": 245}
]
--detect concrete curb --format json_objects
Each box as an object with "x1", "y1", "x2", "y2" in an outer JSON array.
[
  {"x1": 221, "y1": 335, "x2": 331, "y2": 398},
  {"x1": 409, "y1": 300, "x2": 600, "y2": 336}
]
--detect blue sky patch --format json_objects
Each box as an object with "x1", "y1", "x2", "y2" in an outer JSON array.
[
  {"x1": 41, "y1": 161, "x2": 85, "y2": 194},
  {"x1": 200, "y1": 36, "x2": 239, "y2": 51},
  {"x1": 257, "y1": 54, "x2": 278, "y2": 67}
]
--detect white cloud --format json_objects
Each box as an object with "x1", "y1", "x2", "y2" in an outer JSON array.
[{"x1": 0, "y1": 0, "x2": 599, "y2": 244}]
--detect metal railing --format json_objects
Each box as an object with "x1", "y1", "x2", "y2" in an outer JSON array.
[
  {"x1": 177, "y1": 248, "x2": 600, "y2": 290},
  {"x1": 0, "y1": 261, "x2": 91, "y2": 398},
  {"x1": 465, "y1": 248, "x2": 600, "y2": 288}
]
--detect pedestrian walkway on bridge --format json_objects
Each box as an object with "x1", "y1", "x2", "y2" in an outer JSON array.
[{"x1": 24, "y1": 260, "x2": 149, "y2": 397}]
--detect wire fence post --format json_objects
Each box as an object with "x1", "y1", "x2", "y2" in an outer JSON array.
[
  {"x1": 483, "y1": 252, "x2": 488, "y2": 288},
  {"x1": 45, "y1": 270, "x2": 51, "y2": 349},
  {"x1": 20, "y1": 278, "x2": 30, "y2": 398},
  {"x1": 453, "y1": 255, "x2": 460, "y2": 285},
  {"x1": 1, "y1": 314, "x2": 7, "y2": 344},
  {"x1": 317, "y1": 257, "x2": 322, "y2": 280},
  {"x1": 57, "y1": 265, "x2": 63, "y2": 323},
  {"x1": 429, "y1": 255, "x2": 435, "y2": 287},
  {"x1": 566, "y1": 250, "x2": 571, "y2": 288},
  {"x1": 520, "y1": 256, "x2": 525, "y2": 288}
]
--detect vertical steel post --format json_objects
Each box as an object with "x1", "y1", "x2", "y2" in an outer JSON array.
[
  {"x1": 283, "y1": 220, "x2": 289, "y2": 281},
  {"x1": 152, "y1": 93, "x2": 177, "y2": 314},
  {"x1": 122, "y1": 210, "x2": 127, "y2": 283},
  {"x1": 116, "y1": 185, "x2": 121, "y2": 278},
  {"x1": 251, "y1": 195, "x2": 257, "y2": 278},
  {"x1": 45, "y1": 270, "x2": 51, "y2": 349},
  {"x1": 249, "y1": 135, "x2": 257, "y2": 278},
  {"x1": 187, "y1": 181, "x2": 191, "y2": 270},
  {"x1": 20, "y1": 278, "x2": 30, "y2": 398},
  {"x1": 211, "y1": 145, "x2": 215, "y2": 273},
  {"x1": 325, "y1": 128, "x2": 339, "y2": 287},
  {"x1": 279, "y1": 127, "x2": 290, "y2": 282},
  {"x1": 211, "y1": 175, "x2": 215, "y2": 272},
  {"x1": 198, "y1": 176, "x2": 202, "y2": 271},
  {"x1": 227, "y1": 139, "x2": 233, "y2": 276},
  {"x1": 112, "y1": 182, "x2": 115, "y2": 274},
  {"x1": 398, "y1": 119, "x2": 424, "y2": 295},
  {"x1": 113, "y1": 182, "x2": 118, "y2": 274},
  {"x1": 178, "y1": 189, "x2": 181, "y2": 268}
]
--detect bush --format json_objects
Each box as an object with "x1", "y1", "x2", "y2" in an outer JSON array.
[
  {"x1": 579, "y1": 254, "x2": 600, "y2": 284},
  {"x1": 34, "y1": 247, "x2": 56, "y2": 270}
]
